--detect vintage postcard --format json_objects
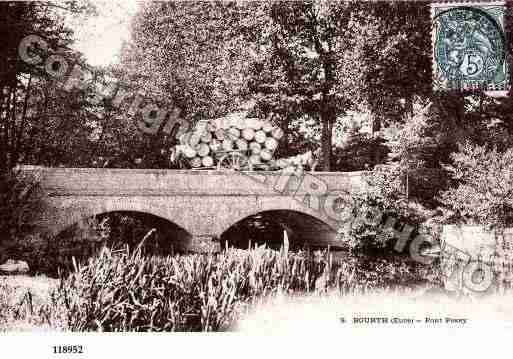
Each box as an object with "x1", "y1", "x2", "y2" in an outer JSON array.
[{"x1": 1, "y1": 1, "x2": 512, "y2": 358}]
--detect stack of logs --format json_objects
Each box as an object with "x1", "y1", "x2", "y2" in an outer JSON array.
[{"x1": 178, "y1": 115, "x2": 284, "y2": 169}]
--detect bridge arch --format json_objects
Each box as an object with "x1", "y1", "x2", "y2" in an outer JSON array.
[
  {"x1": 54, "y1": 210, "x2": 193, "y2": 254},
  {"x1": 43, "y1": 198, "x2": 196, "y2": 238},
  {"x1": 220, "y1": 208, "x2": 338, "y2": 250},
  {"x1": 214, "y1": 196, "x2": 340, "y2": 238}
]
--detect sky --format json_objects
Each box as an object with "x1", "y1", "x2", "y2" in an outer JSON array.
[{"x1": 67, "y1": 0, "x2": 140, "y2": 67}]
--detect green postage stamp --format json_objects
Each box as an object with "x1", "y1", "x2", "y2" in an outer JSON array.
[{"x1": 432, "y1": 1, "x2": 509, "y2": 95}]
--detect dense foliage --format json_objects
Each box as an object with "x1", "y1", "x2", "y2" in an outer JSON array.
[
  {"x1": 4, "y1": 1, "x2": 513, "y2": 174},
  {"x1": 439, "y1": 143, "x2": 513, "y2": 228},
  {"x1": 0, "y1": 170, "x2": 44, "y2": 262},
  {"x1": 0, "y1": 2, "x2": 102, "y2": 170}
]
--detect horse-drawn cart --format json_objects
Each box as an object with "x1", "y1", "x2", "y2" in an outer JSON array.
[
  {"x1": 184, "y1": 149, "x2": 273, "y2": 171},
  {"x1": 176, "y1": 116, "x2": 282, "y2": 171}
]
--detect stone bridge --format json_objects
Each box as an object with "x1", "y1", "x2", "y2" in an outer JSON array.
[{"x1": 21, "y1": 166, "x2": 366, "y2": 252}]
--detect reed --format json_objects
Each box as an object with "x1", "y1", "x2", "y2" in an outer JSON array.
[
  {"x1": 50, "y1": 243, "x2": 372, "y2": 331},
  {"x1": 1, "y1": 237, "x2": 442, "y2": 331}
]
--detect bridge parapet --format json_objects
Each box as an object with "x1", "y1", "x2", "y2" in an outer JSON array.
[{"x1": 20, "y1": 167, "x2": 367, "y2": 196}]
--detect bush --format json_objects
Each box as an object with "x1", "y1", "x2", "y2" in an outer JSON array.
[
  {"x1": 7, "y1": 216, "x2": 109, "y2": 277},
  {"x1": 0, "y1": 242, "x2": 442, "y2": 331},
  {"x1": 439, "y1": 143, "x2": 513, "y2": 228},
  {"x1": 332, "y1": 133, "x2": 389, "y2": 171},
  {"x1": 383, "y1": 103, "x2": 453, "y2": 207},
  {"x1": 339, "y1": 166, "x2": 442, "y2": 253},
  {"x1": 0, "y1": 169, "x2": 45, "y2": 262}
]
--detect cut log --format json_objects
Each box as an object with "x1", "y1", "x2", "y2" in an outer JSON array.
[
  {"x1": 210, "y1": 139, "x2": 222, "y2": 152},
  {"x1": 235, "y1": 138, "x2": 248, "y2": 151},
  {"x1": 260, "y1": 149, "x2": 272, "y2": 161},
  {"x1": 242, "y1": 128, "x2": 255, "y2": 141},
  {"x1": 262, "y1": 121, "x2": 274, "y2": 133},
  {"x1": 190, "y1": 157, "x2": 202, "y2": 168},
  {"x1": 249, "y1": 141, "x2": 261, "y2": 154},
  {"x1": 222, "y1": 139, "x2": 234, "y2": 151},
  {"x1": 228, "y1": 127, "x2": 240, "y2": 141},
  {"x1": 197, "y1": 143, "x2": 210, "y2": 157},
  {"x1": 202, "y1": 155, "x2": 214, "y2": 167},
  {"x1": 272, "y1": 127, "x2": 284, "y2": 140},
  {"x1": 255, "y1": 130, "x2": 267, "y2": 144},
  {"x1": 183, "y1": 146, "x2": 197, "y2": 159},
  {"x1": 200, "y1": 131, "x2": 212, "y2": 143},
  {"x1": 214, "y1": 128, "x2": 225, "y2": 140},
  {"x1": 188, "y1": 133, "x2": 201, "y2": 147},
  {"x1": 264, "y1": 137, "x2": 278, "y2": 151}
]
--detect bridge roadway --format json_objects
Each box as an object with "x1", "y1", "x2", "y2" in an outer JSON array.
[{"x1": 21, "y1": 166, "x2": 366, "y2": 252}]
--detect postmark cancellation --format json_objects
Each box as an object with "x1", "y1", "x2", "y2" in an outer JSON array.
[{"x1": 432, "y1": 1, "x2": 509, "y2": 95}]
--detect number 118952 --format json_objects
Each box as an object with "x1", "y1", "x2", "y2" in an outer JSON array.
[{"x1": 53, "y1": 345, "x2": 83, "y2": 354}]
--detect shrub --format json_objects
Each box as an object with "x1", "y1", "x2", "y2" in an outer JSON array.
[
  {"x1": 439, "y1": 143, "x2": 513, "y2": 228},
  {"x1": 437, "y1": 143, "x2": 513, "y2": 293},
  {"x1": 0, "y1": 242, "x2": 442, "y2": 332},
  {"x1": 339, "y1": 166, "x2": 442, "y2": 253},
  {"x1": 383, "y1": 101, "x2": 453, "y2": 207},
  {"x1": 332, "y1": 133, "x2": 389, "y2": 171},
  {"x1": 10, "y1": 216, "x2": 109, "y2": 277},
  {"x1": 332, "y1": 163, "x2": 443, "y2": 289},
  {"x1": 0, "y1": 169, "x2": 45, "y2": 262}
]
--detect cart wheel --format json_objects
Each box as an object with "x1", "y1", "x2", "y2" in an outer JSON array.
[{"x1": 217, "y1": 152, "x2": 252, "y2": 171}]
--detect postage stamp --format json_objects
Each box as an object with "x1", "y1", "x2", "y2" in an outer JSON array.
[{"x1": 432, "y1": 1, "x2": 509, "y2": 95}]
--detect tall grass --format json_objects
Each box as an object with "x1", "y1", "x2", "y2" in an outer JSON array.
[
  {"x1": 0, "y1": 275, "x2": 64, "y2": 331},
  {"x1": 48, "y1": 242, "x2": 437, "y2": 332}
]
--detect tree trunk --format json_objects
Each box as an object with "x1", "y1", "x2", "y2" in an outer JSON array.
[
  {"x1": 372, "y1": 114, "x2": 383, "y2": 166},
  {"x1": 320, "y1": 112, "x2": 332, "y2": 172},
  {"x1": 15, "y1": 75, "x2": 32, "y2": 157},
  {"x1": 282, "y1": 115, "x2": 291, "y2": 157}
]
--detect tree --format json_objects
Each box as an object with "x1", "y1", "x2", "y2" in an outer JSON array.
[
  {"x1": 0, "y1": 1, "x2": 98, "y2": 171},
  {"x1": 356, "y1": 2, "x2": 432, "y2": 125},
  {"x1": 245, "y1": 1, "x2": 366, "y2": 171},
  {"x1": 118, "y1": 2, "x2": 254, "y2": 124},
  {"x1": 439, "y1": 143, "x2": 513, "y2": 227}
]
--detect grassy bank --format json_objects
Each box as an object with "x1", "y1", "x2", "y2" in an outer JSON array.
[
  {"x1": 0, "y1": 244, "x2": 442, "y2": 332},
  {"x1": 0, "y1": 275, "x2": 62, "y2": 331}
]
